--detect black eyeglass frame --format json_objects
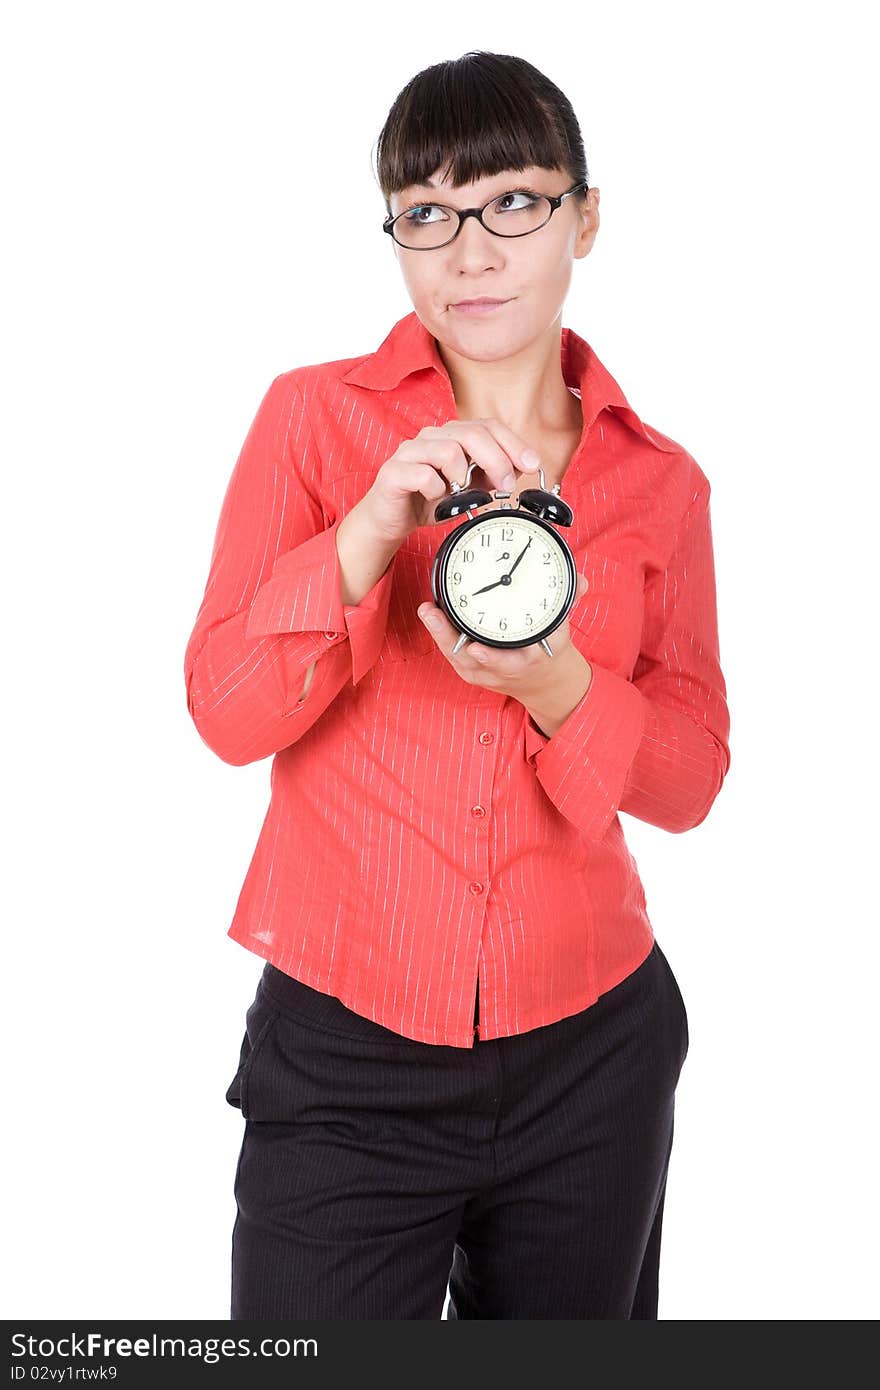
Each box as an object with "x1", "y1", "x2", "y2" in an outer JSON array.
[{"x1": 382, "y1": 181, "x2": 589, "y2": 249}]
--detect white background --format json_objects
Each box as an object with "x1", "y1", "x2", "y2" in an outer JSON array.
[{"x1": 3, "y1": 0, "x2": 877, "y2": 1321}]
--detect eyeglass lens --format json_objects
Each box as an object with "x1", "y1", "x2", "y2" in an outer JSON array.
[{"x1": 392, "y1": 191, "x2": 553, "y2": 248}]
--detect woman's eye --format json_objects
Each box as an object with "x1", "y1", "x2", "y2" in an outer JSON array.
[
  {"x1": 494, "y1": 191, "x2": 536, "y2": 213},
  {"x1": 403, "y1": 204, "x2": 445, "y2": 223}
]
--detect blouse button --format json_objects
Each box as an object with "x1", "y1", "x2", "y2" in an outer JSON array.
[
  {"x1": 470, "y1": 805, "x2": 486, "y2": 819},
  {"x1": 323, "y1": 630, "x2": 336, "y2": 640},
  {"x1": 478, "y1": 732, "x2": 494, "y2": 745},
  {"x1": 468, "y1": 882, "x2": 485, "y2": 896}
]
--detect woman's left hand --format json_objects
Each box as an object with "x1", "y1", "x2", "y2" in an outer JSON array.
[{"x1": 417, "y1": 571, "x2": 590, "y2": 711}]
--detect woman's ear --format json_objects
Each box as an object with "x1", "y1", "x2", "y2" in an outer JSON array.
[{"x1": 575, "y1": 187, "x2": 599, "y2": 257}]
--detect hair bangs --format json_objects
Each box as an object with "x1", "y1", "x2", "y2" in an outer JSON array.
[{"x1": 374, "y1": 51, "x2": 589, "y2": 213}]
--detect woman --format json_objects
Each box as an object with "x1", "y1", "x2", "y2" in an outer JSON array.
[{"x1": 184, "y1": 50, "x2": 731, "y2": 1319}]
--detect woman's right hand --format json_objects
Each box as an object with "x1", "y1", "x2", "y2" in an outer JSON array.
[{"x1": 356, "y1": 419, "x2": 541, "y2": 547}]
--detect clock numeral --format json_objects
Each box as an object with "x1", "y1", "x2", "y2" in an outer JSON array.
[
  {"x1": 501, "y1": 526, "x2": 513, "y2": 541},
  {"x1": 478, "y1": 611, "x2": 486, "y2": 624},
  {"x1": 542, "y1": 551, "x2": 551, "y2": 564},
  {"x1": 480, "y1": 534, "x2": 492, "y2": 547},
  {"x1": 457, "y1": 594, "x2": 468, "y2": 607},
  {"x1": 498, "y1": 617, "x2": 508, "y2": 631},
  {"x1": 461, "y1": 549, "x2": 474, "y2": 563},
  {"x1": 525, "y1": 614, "x2": 534, "y2": 627}
]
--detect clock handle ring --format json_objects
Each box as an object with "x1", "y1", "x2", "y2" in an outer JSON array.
[{"x1": 449, "y1": 454, "x2": 480, "y2": 493}]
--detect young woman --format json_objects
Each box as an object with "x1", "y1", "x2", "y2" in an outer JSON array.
[{"x1": 184, "y1": 50, "x2": 731, "y2": 1320}]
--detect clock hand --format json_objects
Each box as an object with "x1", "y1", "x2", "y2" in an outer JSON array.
[
  {"x1": 507, "y1": 538, "x2": 532, "y2": 577},
  {"x1": 471, "y1": 541, "x2": 532, "y2": 596}
]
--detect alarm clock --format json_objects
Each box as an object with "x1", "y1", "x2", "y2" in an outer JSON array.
[{"x1": 430, "y1": 458, "x2": 577, "y2": 658}]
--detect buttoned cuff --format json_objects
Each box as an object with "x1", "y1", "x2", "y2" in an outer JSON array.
[
  {"x1": 522, "y1": 661, "x2": 646, "y2": 840},
  {"x1": 244, "y1": 519, "x2": 396, "y2": 687}
]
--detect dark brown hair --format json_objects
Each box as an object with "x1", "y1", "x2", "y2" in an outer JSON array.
[{"x1": 373, "y1": 51, "x2": 590, "y2": 215}]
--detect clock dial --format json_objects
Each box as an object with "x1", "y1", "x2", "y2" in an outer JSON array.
[{"x1": 442, "y1": 512, "x2": 572, "y2": 644}]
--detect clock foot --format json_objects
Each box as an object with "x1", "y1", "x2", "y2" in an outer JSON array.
[
  {"x1": 540, "y1": 638, "x2": 555, "y2": 657},
  {"x1": 452, "y1": 632, "x2": 470, "y2": 656}
]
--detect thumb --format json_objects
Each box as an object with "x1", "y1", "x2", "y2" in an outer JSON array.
[{"x1": 576, "y1": 571, "x2": 590, "y2": 600}]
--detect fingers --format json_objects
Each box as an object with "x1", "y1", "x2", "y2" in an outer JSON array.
[
  {"x1": 417, "y1": 603, "x2": 500, "y2": 673},
  {"x1": 467, "y1": 418, "x2": 541, "y2": 481},
  {"x1": 385, "y1": 419, "x2": 542, "y2": 532},
  {"x1": 415, "y1": 420, "x2": 540, "y2": 493}
]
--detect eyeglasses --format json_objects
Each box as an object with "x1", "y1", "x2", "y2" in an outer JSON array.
[{"x1": 383, "y1": 182, "x2": 588, "y2": 250}]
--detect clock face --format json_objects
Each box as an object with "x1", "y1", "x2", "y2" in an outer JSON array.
[{"x1": 439, "y1": 511, "x2": 575, "y2": 646}]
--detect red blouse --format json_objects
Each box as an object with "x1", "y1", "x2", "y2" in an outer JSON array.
[{"x1": 183, "y1": 310, "x2": 731, "y2": 1047}]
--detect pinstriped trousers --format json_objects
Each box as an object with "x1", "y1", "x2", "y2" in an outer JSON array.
[{"x1": 224, "y1": 940, "x2": 689, "y2": 1320}]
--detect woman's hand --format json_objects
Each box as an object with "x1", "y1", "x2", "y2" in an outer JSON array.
[
  {"x1": 416, "y1": 571, "x2": 592, "y2": 729},
  {"x1": 357, "y1": 418, "x2": 542, "y2": 547}
]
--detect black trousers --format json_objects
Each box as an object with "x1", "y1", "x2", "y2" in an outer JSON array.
[{"x1": 224, "y1": 940, "x2": 689, "y2": 1320}]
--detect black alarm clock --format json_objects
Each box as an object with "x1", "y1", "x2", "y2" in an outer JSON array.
[{"x1": 430, "y1": 458, "x2": 577, "y2": 658}]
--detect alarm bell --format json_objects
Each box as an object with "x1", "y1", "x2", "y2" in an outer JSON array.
[{"x1": 433, "y1": 457, "x2": 573, "y2": 527}]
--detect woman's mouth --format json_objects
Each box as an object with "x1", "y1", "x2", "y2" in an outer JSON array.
[{"x1": 450, "y1": 298, "x2": 512, "y2": 315}]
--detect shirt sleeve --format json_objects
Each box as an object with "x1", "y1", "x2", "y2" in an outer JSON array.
[
  {"x1": 183, "y1": 373, "x2": 396, "y2": 766},
  {"x1": 521, "y1": 481, "x2": 731, "y2": 839}
]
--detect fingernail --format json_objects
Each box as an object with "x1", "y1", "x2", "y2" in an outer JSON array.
[
  {"x1": 521, "y1": 448, "x2": 540, "y2": 468},
  {"x1": 501, "y1": 473, "x2": 516, "y2": 490}
]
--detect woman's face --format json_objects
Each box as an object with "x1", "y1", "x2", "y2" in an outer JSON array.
[{"x1": 388, "y1": 165, "x2": 599, "y2": 361}]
